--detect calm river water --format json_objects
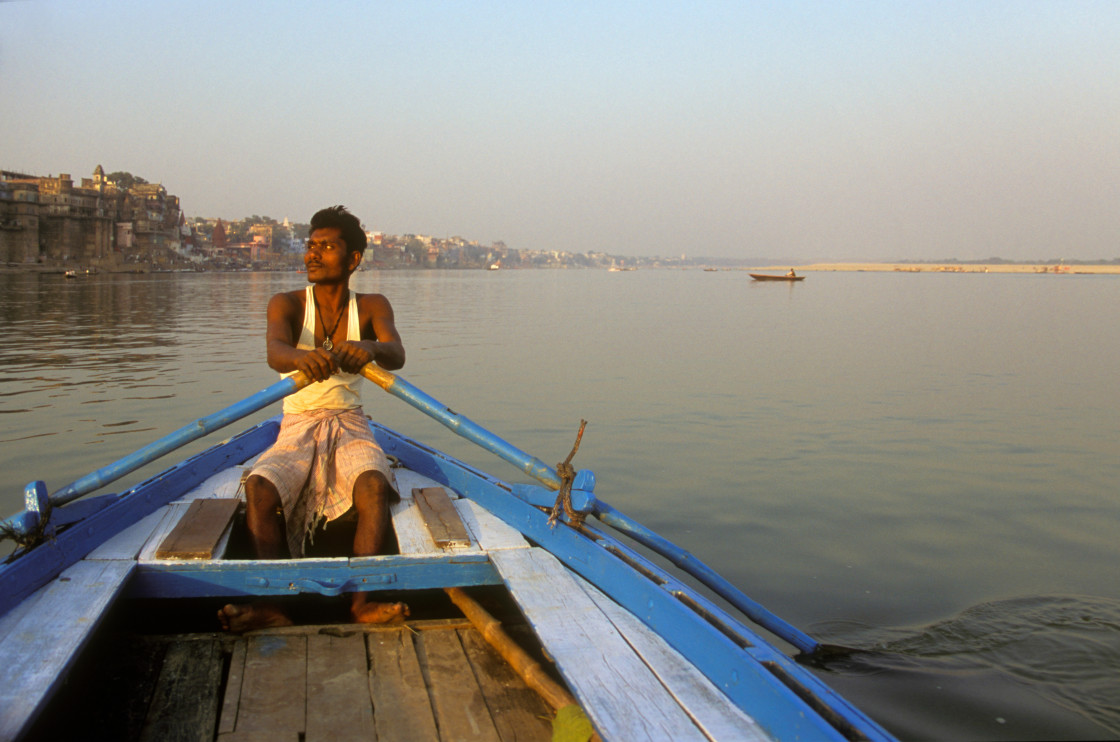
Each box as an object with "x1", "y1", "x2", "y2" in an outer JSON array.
[{"x1": 1, "y1": 269, "x2": 1118, "y2": 740}]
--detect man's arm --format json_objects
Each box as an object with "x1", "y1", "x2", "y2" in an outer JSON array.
[
  {"x1": 264, "y1": 291, "x2": 339, "y2": 382},
  {"x1": 333, "y1": 293, "x2": 405, "y2": 374}
]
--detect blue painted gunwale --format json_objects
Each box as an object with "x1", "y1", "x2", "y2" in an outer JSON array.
[
  {"x1": 368, "y1": 421, "x2": 894, "y2": 742},
  {"x1": 0, "y1": 419, "x2": 280, "y2": 619},
  {"x1": 1, "y1": 414, "x2": 896, "y2": 742}
]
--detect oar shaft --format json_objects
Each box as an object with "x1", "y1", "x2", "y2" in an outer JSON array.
[
  {"x1": 360, "y1": 365, "x2": 561, "y2": 487},
  {"x1": 360, "y1": 364, "x2": 820, "y2": 654},
  {"x1": 50, "y1": 372, "x2": 311, "y2": 507}
]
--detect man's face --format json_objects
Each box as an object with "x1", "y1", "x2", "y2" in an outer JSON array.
[{"x1": 305, "y1": 227, "x2": 358, "y2": 281}]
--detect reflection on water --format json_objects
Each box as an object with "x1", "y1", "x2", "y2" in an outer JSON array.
[
  {"x1": 2, "y1": 269, "x2": 1119, "y2": 740},
  {"x1": 0, "y1": 272, "x2": 290, "y2": 492}
]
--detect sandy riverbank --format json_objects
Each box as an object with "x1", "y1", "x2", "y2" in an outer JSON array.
[{"x1": 754, "y1": 263, "x2": 1120, "y2": 275}]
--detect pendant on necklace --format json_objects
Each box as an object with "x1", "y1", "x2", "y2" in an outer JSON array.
[{"x1": 322, "y1": 338, "x2": 334, "y2": 351}]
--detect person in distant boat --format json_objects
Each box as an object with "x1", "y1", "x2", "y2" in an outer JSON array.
[
  {"x1": 787, "y1": 268, "x2": 797, "y2": 277},
  {"x1": 218, "y1": 205, "x2": 408, "y2": 632}
]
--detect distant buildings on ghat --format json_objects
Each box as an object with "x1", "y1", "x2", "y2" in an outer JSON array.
[
  {"x1": 0, "y1": 165, "x2": 521, "y2": 271},
  {"x1": 0, "y1": 166, "x2": 190, "y2": 269},
  {"x1": 1, "y1": 164, "x2": 687, "y2": 271}
]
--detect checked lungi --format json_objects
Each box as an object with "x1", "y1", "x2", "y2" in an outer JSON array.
[{"x1": 249, "y1": 407, "x2": 393, "y2": 557}]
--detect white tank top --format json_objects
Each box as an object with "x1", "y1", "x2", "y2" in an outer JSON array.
[{"x1": 282, "y1": 287, "x2": 364, "y2": 414}]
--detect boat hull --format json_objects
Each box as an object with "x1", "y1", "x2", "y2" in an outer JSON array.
[
  {"x1": 750, "y1": 273, "x2": 805, "y2": 281},
  {"x1": 1, "y1": 415, "x2": 893, "y2": 742}
]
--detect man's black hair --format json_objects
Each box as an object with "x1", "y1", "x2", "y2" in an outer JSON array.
[{"x1": 309, "y1": 205, "x2": 367, "y2": 256}]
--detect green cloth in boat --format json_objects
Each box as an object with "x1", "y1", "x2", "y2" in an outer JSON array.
[{"x1": 551, "y1": 703, "x2": 594, "y2": 742}]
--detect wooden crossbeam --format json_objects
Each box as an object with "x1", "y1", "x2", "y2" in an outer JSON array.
[
  {"x1": 412, "y1": 487, "x2": 471, "y2": 549},
  {"x1": 155, "y1": 499, "x2": 240, "y2": 560}
]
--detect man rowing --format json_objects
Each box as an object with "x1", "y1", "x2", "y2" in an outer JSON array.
[{"x1": 218, "y1": 205, "x2": 409, "y2": 631}]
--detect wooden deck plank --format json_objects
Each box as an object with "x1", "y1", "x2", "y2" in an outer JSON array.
[
  {"x1": 390, "y1": 488, "x2": 441, "y2": 556},
  {"x1": 226, "y1": 635, "x2": 307, "y2": 736},
  {"x1": 0, "y1": 574, "x2": 48, "y2": 639},
  {"x1": 218, "y1": 638, "x2": 248, "y2": 735},
  {"x1": 85, "y1": 505, "x2": 169, "y2": 561},
  {"x1": 177, "y1": 463, "x2": 250, "y2": 502},
  {"x1": 155, "y1": 498, "x2": 240, "y2": 559},
  {"x1": 366, "y1": 629, "x2": 440, "y2": 742},
  {"x1": 0, "y1": 559, "x2": 133, "y2": 741},
  {"x1": 139, "y1": 638, "x2": 225, "y2": 742},
  {"x1": 305, "y1": 632, "x2": 376, "y2": 742},
  {"x1": 458, "y1": 628, "x2": 552, "y2": 742},
  {"x1": 489, "y1": 548, "x2": 711, "y2": 742},
  {"x1": 414, "y1": 487, "x2": 472, "y2": 549},
  {"x1": 216, "y1": 731, "x2": 301, "y2": 742},
  {"x1": 454, "y1": 499, "x2": 529, "y2": 552},
  {"x1": 392, "y1": 468, "x2": 448, "y2": 501},
  {"x1": 138, "y1": 502, "x2": 194, "y2": 563},
  {"x1": 420, "y1": 628, "x2": 503, "y2": 742},
  {"x1": 577, "y1": 578, "x2": 770, "y2": 742}
]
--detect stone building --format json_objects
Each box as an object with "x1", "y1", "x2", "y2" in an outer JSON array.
[
  {"x1": 0, "y1": 165, "x2": 183, "y2": 268},
  {"x1": 36, "y1": 171, "x2": 114, "y2": 264},
  {"x1": 127, "y1": 181, "x2": 182, "y2": 263},
  {"x1": 0, "y1": 174, "x2": 41, "y2": 264}
]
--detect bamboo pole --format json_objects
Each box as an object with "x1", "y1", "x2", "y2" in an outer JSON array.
[{"x1": 444, "y1": 587, "x2": 576, "y2": 711}]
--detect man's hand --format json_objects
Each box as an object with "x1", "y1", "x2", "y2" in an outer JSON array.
[
  {"x1": 332, "y1": 340, "x2": 375, "y2": 374},
  {"x1": 293, "y1": 347, "x2": 340, "y2": 382}
]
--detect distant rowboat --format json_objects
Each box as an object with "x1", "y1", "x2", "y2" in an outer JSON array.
[{"x1": 750, "y1": 273, "x2": 804, "y2": 282}]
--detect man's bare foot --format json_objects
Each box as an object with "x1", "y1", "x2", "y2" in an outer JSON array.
[
  {"x1": 351, "y1": 600, "x2": 410, "y2": 624},
  {"x1": 218, "y1": 602, "x2": 294, "y2": 633}
]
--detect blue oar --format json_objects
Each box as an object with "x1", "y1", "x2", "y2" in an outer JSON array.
[
  {"x1": 361, "y1": 365, "x2": 563, "y2": 487},
  {"x1": 50, "y1": 370, "x2": 313, "y2": 506},
  {"x1": 0, "y1": 371, "x2": 314, "y2": 540},
  {"x1": 359, "y1": 365, "x2": 822, "y2": 655},
  {"x1": 5, "y1": 360, "x2": 821, "y2": 655}
]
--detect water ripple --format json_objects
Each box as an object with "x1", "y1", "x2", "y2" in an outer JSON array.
[{"x1": 815, "y1": 595, "x2": 1120, "y2": 735}]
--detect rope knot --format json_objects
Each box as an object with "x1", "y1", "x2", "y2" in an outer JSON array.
[{"x1": 548, "y1": 420, "x2": 588, "y2": 528}]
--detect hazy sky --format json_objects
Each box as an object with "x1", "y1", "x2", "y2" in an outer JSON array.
[{"x1": 2, "y1": 1, "x2": 1117, "y2": 261}]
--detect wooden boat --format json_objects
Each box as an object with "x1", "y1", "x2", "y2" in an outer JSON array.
[
  {"x1": 749, "y1": 273, "x2": 805, "y2": 282},
  {"x1": 0, "y1": 365, "x2": 892, "y2": 741}
]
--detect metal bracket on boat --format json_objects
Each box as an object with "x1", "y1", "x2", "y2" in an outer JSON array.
[
  {"x1": 2, "y1": 484, "x2": 123, "y2": 548},
  {"x1": 23, "y1": 481, "x2": 53, "y2": 538},
  {"x1": 511, "y1": 470, "x2": 597, "y2": 516},
  {"x1": 0, "y1": 482, "x2": 57, "y2": 554}
]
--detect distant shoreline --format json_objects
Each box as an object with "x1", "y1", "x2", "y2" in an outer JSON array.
[
  {"x1": 4, "y1": 261, "x2": 1120, "y2": 276},
  {"x1": 754, "y1": 262, "x2": 1120, "y2": 275}
]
